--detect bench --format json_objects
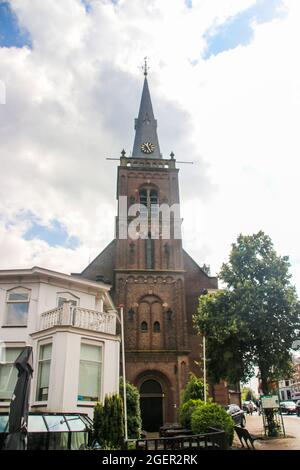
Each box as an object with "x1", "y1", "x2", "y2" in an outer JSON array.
[
  {"x1": 234, "y1": 425, "x2": 258, "y2": 450},
  {"x1": 159, "y1": 423, "x2": 183, "y2": 437},
  {"x1": 164, "y1": 428, "x2": 193, "y2": 438}
]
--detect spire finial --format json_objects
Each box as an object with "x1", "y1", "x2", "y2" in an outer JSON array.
[{"x1": 143, "y1": 56, "x2": 149, "y2": 77}]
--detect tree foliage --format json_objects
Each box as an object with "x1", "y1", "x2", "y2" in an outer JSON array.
[
  {"x1": 119, "y1": 377, "x2": 142, "y2": 439},
  {"x1": 179, "y1": 399, "x2": 204, "y2": 429},
  {"x1": 241, "y1": 386, "x2": 256, "y2": 402},
  {"x1": 93, "y1": 394, "x2": 124, "y2": 448},
  {"x1": 181, "y1": 374, "x2": 206, "y2": 403},
  {"x1": 194, "y1": 231, "x2": 300, "y2": 394},
  {"x1": 191, "y1": 402, "x2": 234, "y2": 447}
]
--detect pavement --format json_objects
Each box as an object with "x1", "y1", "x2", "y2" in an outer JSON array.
[{"x1": 233, "y1": 413, "x2": 300, "y2": 450}]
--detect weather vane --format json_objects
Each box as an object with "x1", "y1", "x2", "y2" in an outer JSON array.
[{"x1": 142, "y1": 57, "x2": 149, "y2": 77}]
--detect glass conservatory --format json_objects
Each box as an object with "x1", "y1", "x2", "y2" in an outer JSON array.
[{"x1": 0, "y1": 412, "x2": 93, "y2": 450}]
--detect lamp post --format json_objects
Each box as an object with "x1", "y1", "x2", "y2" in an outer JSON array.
[
  {"x1": 203, "y1": 334, "x2": 207, "y2": 403},
  {"x1": 118, "y1": 304, "x2": 128, "y2": 442}
]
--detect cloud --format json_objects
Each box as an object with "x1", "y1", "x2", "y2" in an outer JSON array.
[
  {"x1": 203, "y1": 0, "x2": 286, "y2": 59},
  {"x1": 0, "y1": 0, "x2": 300, "y2": 295}
]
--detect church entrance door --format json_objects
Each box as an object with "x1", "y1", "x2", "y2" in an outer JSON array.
[{"x1": 139, "y1": 379, "x2": 164, "y2": 432}]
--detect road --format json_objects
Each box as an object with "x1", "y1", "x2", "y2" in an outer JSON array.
[{"x1": 236, "y1": 413, "x2": 300, "y2": 450}]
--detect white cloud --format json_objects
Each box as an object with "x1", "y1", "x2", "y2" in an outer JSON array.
[{"x1": 0, "y1": 0, "x2": 300, "y2": 292}]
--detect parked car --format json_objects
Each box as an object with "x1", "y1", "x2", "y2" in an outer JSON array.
[
  {"x1": 279, "y1": 401, "x2": 297, "y2": 414},
  {"x1": 225, "y1": 404, "x2": 246, "y2": 427}
]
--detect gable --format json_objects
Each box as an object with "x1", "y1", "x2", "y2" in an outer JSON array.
[{"x1": 80, "y1": 240, "x2": 116, "y2": 284}]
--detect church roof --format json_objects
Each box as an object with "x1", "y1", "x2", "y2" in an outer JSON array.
[{"x1": 132, "y1": 75, "x2": 161, "y2": 158}]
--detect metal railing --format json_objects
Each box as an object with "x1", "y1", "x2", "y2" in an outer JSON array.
[{"x1": 134, "y1": 429, "x2": 227, "y2": 451}]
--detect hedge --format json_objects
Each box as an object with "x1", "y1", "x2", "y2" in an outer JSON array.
[
  {"x1": 179, "y1": 399, "x2": 204, "y2": 429},
  {"x1": 191, "y1": 402, "x2": 234, "y2": 446}
]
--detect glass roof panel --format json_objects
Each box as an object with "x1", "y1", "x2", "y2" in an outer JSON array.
[
  {"x1": 64, "y1": 415, "x2": 86, "y2": 431},
  {"x1": 44, "y1": 415, "x2": 68, "y2": 432},
  {"x1": 28, "y1": 414, "x2": 47, "y2": 432}
]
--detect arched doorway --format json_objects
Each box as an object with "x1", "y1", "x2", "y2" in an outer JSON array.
[{"x1": 140, "y1": 379, "x2": 164, "y2": 432}]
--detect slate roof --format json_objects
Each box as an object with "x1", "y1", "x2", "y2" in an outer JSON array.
[{"x1": 132, "y1": 77, "x2": 161, "y2": 158}]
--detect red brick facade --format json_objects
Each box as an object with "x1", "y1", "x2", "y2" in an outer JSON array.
[
  {"x1": 80, "y1": 153, "x2": 236, "y2": 428},
  {"x1": 79, "y1": 77, "x2": 238, "y2": 430}
]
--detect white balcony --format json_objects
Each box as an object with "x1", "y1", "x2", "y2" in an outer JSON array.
[{"x1": 40, "y1": 302, "x2": 117, "y2": 335}]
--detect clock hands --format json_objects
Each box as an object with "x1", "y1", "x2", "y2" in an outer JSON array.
[{"x1": 141, "y1": 142, "x2": 155, "y2": 154}]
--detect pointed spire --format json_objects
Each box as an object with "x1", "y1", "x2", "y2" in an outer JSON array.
[{"x1": 132, "y1": 64, "x2": 161, "y2": 158}]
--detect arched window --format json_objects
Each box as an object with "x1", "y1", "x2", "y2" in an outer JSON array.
[
  {"x1": 57, "y1": 292, "x2": 79, "y2": 307},
  {"x1": 139, "y1": 189, "x2": 147, "y2": 207},
  {"x1": 139, "y1": 188, "x2": 158, "y2": 209},
  {"x1": 138, "y1": 187, "x2": 158, "y2": 270},
  {"x1": 153, "y1": 321, "x2": 161, "y2": 333},
  {"x1": 141, "y1": 321, "x2": 148, "y2": 332},
  {"x1": 6, "y1": 287, "x2": 31, "y2": 325},
  {"x1": 150, "y1": 190, "x2": 158, "y2": 205}
]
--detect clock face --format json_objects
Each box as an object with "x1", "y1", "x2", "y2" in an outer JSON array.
[{"x1": 141, "y1": 142, "x2": 155, "y2": 154}]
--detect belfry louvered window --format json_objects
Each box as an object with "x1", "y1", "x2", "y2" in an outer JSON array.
[{"x1": 139, "y1": 188, "x2": 158, "y2": 269}]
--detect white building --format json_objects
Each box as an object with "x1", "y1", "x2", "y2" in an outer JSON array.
[
  {"x1": 278, "y1": 356, "x2": 300, "y2": 402},
  {"x1": 0, "y1": 266, "x2": 120, "y2": 420},
  {"x1": 278, "y1": 380, "x2": 293, "y2": 401}
]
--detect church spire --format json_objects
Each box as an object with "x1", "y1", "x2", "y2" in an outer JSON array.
[{"x1": 132, "y1": 59, "x2": 161, "y2": 158}]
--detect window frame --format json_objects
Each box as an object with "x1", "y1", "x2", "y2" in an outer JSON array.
[
  {"x1": 56, "y1": 291, "x2": 79, "y2": 308},
  {"x1": 4, "y1": 287, "x2": 31, "y2": 327},
  {"x1": 77, "y1": 341, "x2": 103, "y2": 404},
  {"x1": 0, "y1": 344, "x2": 25, "y2": 403},
  {"x1": 35, "y1": 342, "x2": 53, "y2": 403},
  {"x1": 141, "y1": 321, "x2": 148, "y2": 332}
]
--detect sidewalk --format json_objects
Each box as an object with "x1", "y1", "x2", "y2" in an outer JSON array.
[{"x1": 233, "y1": 414, "x2": 300, "y2": 450}]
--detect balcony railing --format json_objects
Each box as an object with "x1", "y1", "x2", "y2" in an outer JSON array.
[{"x1": 40, "y1": 303, "x2": 117, "y2": 335}]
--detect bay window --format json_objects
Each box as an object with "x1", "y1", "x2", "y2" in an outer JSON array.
[
  {"x1": 36, "y1": 343, "x2": 52, "y2": 401},
  {"x1": 77, "y1": 343, "x2": 102, "y2": 402},
  {"x1": 0, "y1": 347, "x2": 23, "y2": 401}
]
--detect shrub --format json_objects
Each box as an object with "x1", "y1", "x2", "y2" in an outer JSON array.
[
  {"x1": 93, "y1": 401, "x2": 104, "y2": 445},
  {"x1": 93, "y1": 394, "x2": 124, "y2": 448},
  {"x1": 119, "y1": 377, "x2": 142, "y2": 439},
  {"x1": 109, "y1": 394, "x2": 124, "y2": 448},
  {"x1": 179, "y1": 399, "x2": 204, "y2": 429},
  {"x1": 181, "y1": 374, "x2": 206, "y2": 403},
  {"x1": 191, "y1": 402, "x2": 234, "y2": 447}
]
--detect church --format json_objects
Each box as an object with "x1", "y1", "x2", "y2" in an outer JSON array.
[{"x1": 80, "y1": 66, "x2": 239, "y2": 431}]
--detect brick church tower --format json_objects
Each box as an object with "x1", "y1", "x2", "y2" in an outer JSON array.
[{"x1": 80, "y1": 69, "x2": 235, "y2": 431}]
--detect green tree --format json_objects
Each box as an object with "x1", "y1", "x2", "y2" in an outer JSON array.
[
  {"x1": 191, "y1": 402, "x2": 234, "y2": 447},
  {"x1": 93, "y1": 401, "x2": 104, "y2": 445},
  {"x1": 119, "y1": 377, "x2": 142, "y2": 439},
  {"x1": 241, "y1": 386, "x2": 255, "y2": 402},
  {"x1": 93, "y1": 394, "x2": 124, "y2": 448},
  {"x1": 181, "y1": 374, "x2": 207, "y2": 403},
  {"x1": 194, "y1": 231, "x2": 300, "y2": 436},
  {"x1": 179, "y1": 399, "x2": 204, "y2": 429}
]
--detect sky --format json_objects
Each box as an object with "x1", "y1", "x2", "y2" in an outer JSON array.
[{"x1": 0, "y1": 0, "x2": 300, "y2": 293}]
